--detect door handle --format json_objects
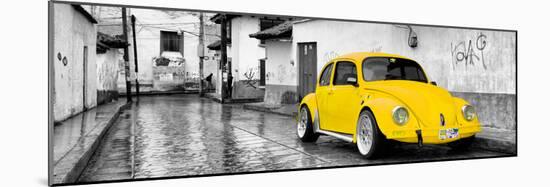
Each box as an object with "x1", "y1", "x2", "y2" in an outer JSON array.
[{"x1": 328, "y1": 90, "x2": 334, "y2": 95}]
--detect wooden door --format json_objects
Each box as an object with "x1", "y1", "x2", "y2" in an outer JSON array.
[
  {"x1": 298, "y1": 42, "x2": 317, "y2": 100},
  {"x1": 259, "y1": 59, "x2": 266, "y2": 86}
]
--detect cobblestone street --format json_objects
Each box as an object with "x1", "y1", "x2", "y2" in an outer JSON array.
[{"x1": 78, "y1": 94, "x2": 510, "y2": 182}]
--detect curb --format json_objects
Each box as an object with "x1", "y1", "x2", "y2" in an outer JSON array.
[
  {"x1": 473, "y1": 136, "x2": 517, "y2": 154},
  {"x1": 242, "y1": 104, "x2": 297, "y2": 118},
  {"x1": 118, "y1": 90, "x2": 199, "y2": 96},
  {"x1": 203, "y1": 94, "x2": 223, "y2": 103},
  {"x1": 53, "y1": 102, "x2": 131, "y2": 185},
  {"x1": 242, "y1": 104, "x2": 516, "y2": 154}
]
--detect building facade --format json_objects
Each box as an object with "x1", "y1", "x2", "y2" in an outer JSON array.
[
  {"x1": 256, "y1": 19, "x2": 516, "y2": 132},
  {"x1": 88, "y1": 6, "x2": 214, "y2": 93},
  {"x1": 52, "y1": 4, "x2": 98, "y2": 122},
  {"x1": 249, "y1": 21, "x2": 295, "y2": 105},
  {"x1": 96, "y1": 32, "x2": 126, "y2": 104},
  {"x1": 210, "y1": 14, "x2": 294, "y2": 101}
]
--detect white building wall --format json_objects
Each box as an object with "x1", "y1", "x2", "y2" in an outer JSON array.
[
  {"x1": 291, "y1": 20, "x2": 516, "y2": 94},
  {"x1": 265, "y1": 40, "x2": 294, "y2": 85},
  {"x1": 96, "y1": 49, "x2": 121, "y2": 91},
  {"x1": 263, "y1": 40, "x2": 297, "y2": 105},
  {"x1": 53, "y1": 4, "x2": 97, "y2": 122},
  {"x1": 227, "y1": 16, "x2": 265, "y2": 99},
  {"x1": 96, "y1": 48, "x2": 121, "y2": 104},
  {"x1": 230, "y1": 16, "x2": 263, "y2": 81},
  {"x1": 106, "y1": 8, "x2": 205, "y2": 92},
  {"x1": 291, "y1": 20, "x2": 517, "y2": 131}
]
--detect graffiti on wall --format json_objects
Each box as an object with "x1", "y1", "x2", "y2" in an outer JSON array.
[
  {"x1": 277, "y1": 64, "x2": 287, "y2": 83},
  {"x1": 152, "y1": 56, "x2": 186, "y2": 81},
  {"x1": 451, "y1": 33, "x2": 488, "y2": 70},
  {"x1": 266, "y1": 63, "x2": 296, "y2": 85},
  {"x1": 369, "y1": 46, "x2": 382, "y2": 53},
  {"x1": 242, "y1": 67, "x2": 259, "y2": 89},
  {"x1": 323, "y1": 51, "x2": 339, "y2": 63},
  {"x1": 97, "y1": 56, "x2": 119, "y2": 90},
  {"x1": 153, "y1": 56, "x2": 184, "y2": 67},
  {"x1": 266, "y1": 72, "x2": 274, "y2": 81},
  {"x1": 323, "y1": 47, "x2": 381, "y2": 63}
]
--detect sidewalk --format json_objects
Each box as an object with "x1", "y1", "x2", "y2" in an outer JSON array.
[
  {"x1": 205, "y1": 92, "x2": 264, "y2": 104},
  {"x1": 243, "y1": 102, "x2": 298, "y2": 118},
  {"x1": 241, "y1": 102, "x2": 516, "y2": 154},
  {"x1": 52, "y1": 100, "x2": 129, "y2": 185},
  {"x1": 474, "y1": 127, "x2": 517, "y2": 154}
]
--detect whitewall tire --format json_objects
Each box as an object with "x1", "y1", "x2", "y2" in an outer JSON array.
[
  {"x1": 356, "y1": 110, "x2": 385, "y2": 158},
  {"x1": 297, "y1": 106, "x2": 319, "y2": 142}
]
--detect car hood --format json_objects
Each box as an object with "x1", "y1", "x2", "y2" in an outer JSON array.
[{"x1": 365, "y1": 80, "x2": 458, "y2": 128}]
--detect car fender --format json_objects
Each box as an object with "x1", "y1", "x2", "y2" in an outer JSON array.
[
  {"x1": 358, "y1": 93, "x2": 421, "y2": 141},
  {"x1": 299, "y1": 93, "x2": 318, "y2": 121}
]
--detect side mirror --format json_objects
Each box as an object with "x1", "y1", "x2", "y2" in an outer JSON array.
[
  {"x1": 346, "y1": 77, "x2": 358, "y2": 87},
  {"x1": 430, "y1": 81, "x2": 437, "y2": 86}
]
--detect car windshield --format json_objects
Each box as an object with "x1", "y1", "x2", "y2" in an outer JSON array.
[{"x1": 362, "y1": 57, "x2": 428, "y2": 83}]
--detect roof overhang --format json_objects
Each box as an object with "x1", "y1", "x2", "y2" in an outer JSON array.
[
  {"x1": 97, "y1": 32, "x2": 128, "y2": 48},
  {"x1": 210, "y1": 13, "x2": 240, "y2": 24},
  {"x1": 72, "y1": 5, "x2": 97, "y2": 24},
  {"x1": 207, "y1": 39, "x2": 232, "y2": 50},
  {"x1": 249, "y1": 21, "x2": 293, "y2": 40}
]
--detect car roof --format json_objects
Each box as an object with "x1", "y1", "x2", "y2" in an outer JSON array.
[{"x1": 334, "y1": 52, "x2": 413, "y2": 62}]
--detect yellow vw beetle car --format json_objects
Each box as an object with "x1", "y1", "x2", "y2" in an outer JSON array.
[{"x1": 297, "y1": 52, "x2": 481, "y2": 158}]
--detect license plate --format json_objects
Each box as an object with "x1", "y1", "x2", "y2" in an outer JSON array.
[{"x1": 439, "y1": 128, "x2": 459, "y2": 140}]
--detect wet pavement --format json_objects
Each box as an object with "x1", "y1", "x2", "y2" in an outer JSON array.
[
  {"x1": 78, "y1": 94, "x2": 511, "y2": 183},
  {"x1": 53, "y1": 101, "x2": 124, "y2": 165}
]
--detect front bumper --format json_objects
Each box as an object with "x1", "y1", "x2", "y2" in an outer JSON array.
[{"x1": 386, "y1": 125, "x2": 481, "y2": 144}]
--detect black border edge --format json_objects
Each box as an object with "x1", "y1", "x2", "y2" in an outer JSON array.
[
  {"x1": 515, "y1": 30, "x2": 518, "y2": 156},
  {"x1": 48, "y1": 1, "x2": 54, "y2": 186}
]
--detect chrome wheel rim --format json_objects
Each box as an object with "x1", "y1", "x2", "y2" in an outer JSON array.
[
  {"x1": 297, "y1": 108, "x2": 308, "y2": 138},
  {"x1": 357, "y1": 113, "x2": 374, "y2": 155}
]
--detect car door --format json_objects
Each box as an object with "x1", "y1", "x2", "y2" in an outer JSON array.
[
  {"x1": 326, "y1": 61, "x2": 361, "y2": 134},
  {"x1": 316, "y1": 62, "x2": 334, "y2": 130}
]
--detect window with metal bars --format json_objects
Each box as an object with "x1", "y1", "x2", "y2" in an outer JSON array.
[{"x1": 160, "y1": 31, "x2": 183, "y2": 54}]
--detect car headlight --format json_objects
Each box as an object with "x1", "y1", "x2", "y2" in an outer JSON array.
[
  {"x1": 462, "y1": 105, "x2": 476, "y2": 121},
  {"x1": 392, "y1": 106, "x2": 409, "y2": 125}
]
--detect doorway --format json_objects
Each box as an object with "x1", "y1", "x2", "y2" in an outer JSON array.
[
  {"x1": 297, "y1": 42, "x2": 317, "y2": 100},
  {"x1": 83, "y1": 46, "x2": 88, "y2": 110},
  {"x1": 259, "y1": 59, "x2": 266, "y2": 87}
]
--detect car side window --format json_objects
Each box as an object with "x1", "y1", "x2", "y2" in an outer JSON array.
[
  {"x1": 333, "y1": 61, "x2": 357, "y2": 85},
  {"x1": 319, "y1": 63, "x2": 333, "y2": 86}
]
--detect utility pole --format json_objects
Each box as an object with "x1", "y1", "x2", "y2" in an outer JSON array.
[
  {"x1": 122, "y1": 7, "x2": 132, "y2": 102},
  {"x1": 198, "y1": 13, "x2": 205, "y2": 97},
  {"x1": 220, "y1": 15, "x2": 227, "y2": 102},
  {"x1": 131, "y1": 15, "x2": 140, "y2": 97}
]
